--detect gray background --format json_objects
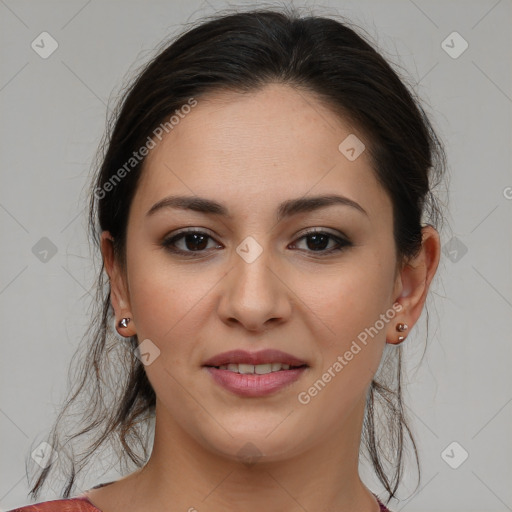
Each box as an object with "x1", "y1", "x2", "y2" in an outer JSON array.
[{"x1": 1, "y1": 1, "x2": 511, "y2": 511}]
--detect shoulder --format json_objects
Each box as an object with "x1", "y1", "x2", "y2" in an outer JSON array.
[{"x1": 6, "y1": 496, "x2": 99, "y2": 512}]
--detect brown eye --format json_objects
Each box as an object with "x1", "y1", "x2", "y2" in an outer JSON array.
[
  {"x1": 291, "y1": 230, "x2": 352, "y2": 254},
  {"x1": 162, "y1": 230, "x2": 221, "y2": 255}
]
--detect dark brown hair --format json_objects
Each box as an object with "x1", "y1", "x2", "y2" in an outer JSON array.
[{"x1": 27, "y1": 5, "x2": 446, "y2": 506}]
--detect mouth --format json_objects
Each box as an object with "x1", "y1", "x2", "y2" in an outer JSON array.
[
  {"x1": 202, "y1": 348, "x2": 309, "y2": 368},
  {"x1": 205, "y1": 362, "x2": 308, "y2": 374},
  {"x1": 202, "y1": 349, "x2": 309, "y2": 397}
]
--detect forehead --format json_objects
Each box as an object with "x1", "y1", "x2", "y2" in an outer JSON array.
[{"x1": 131, "y1": 83, "x2": 392, "y2": 223}]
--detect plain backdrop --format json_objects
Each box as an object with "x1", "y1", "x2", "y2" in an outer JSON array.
[{"x1": 1, "y1": 1, "x2": 511, "y2": 511}]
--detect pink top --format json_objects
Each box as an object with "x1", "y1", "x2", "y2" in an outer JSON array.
[{"x1": 7, "y1": 482, "x2": 393, "y2": 511}]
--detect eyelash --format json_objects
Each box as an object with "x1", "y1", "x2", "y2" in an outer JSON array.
[{"x1": 161, "y1": 228, "x2": 352, "y2": 257}]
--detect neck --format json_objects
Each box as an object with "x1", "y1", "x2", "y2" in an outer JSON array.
[{"x1": 121, "y1": 398, "x2": 380, "y2": 512}]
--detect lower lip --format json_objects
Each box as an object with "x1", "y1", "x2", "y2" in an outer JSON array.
[{"x1": 204, "y1": 366, "x2": 307, "y2": 397}]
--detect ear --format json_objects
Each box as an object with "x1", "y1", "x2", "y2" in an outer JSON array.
[
  {"x1": 100, "y1": 231, "x2": 137, "y2": 337},
  {"x1": 387, "y1": 225, "x2": 441, "y2": 345}
]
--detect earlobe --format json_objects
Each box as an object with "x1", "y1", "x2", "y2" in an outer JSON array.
[
  {"x1": 116, "y1": 316, "x2": 136, "y2": 339},
  {"x1": 386, "y1": 321, "x2": 409, "y2": 345}
]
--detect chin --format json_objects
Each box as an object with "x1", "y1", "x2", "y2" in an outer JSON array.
[{"x1": 197, "y1": 420, "x2": 312, "y2": 465}]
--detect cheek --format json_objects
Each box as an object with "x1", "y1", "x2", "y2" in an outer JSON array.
[
  {"x1": 126, "y1": 243, "x2": 210, "y2": 340},
  {"x1": 124, "y1": 248, "x2": 226, "y2": 381},
  {"x1": 303, "y1": 257, "x2": 394, "y2": 342},
  {"x1": 125, "y1": 262, "x2": 210, "y2": 415},
  {"x1": 296, "y1": 249, "x2": 395, "y2": 393},
  {"x1": 294, "y1": 267, "x2": 391, "y2": 425}
]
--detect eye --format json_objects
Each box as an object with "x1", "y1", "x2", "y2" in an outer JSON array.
[
  {"x1": 162, "y1": 229, "x2": 221, "y2": 255},
  {"x1": 290, "y1": 229, "x2": 352, "y2": 255}
]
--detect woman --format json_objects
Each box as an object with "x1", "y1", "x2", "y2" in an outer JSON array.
[{"x1": 10, "y1": 6, "x2": 445, "y2": 512}]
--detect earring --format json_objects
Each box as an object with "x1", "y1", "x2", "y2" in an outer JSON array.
[
  {"x1": 118, "y1": 317, "x2": 131, "y2": 328},
  {"x1": 396, "y1": 322, "x2": 408, "y2": 343}
]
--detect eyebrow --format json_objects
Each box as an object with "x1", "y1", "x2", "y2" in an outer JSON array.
[{"x1": 146, "y1": 194, "x2": 368, "y2": 221}]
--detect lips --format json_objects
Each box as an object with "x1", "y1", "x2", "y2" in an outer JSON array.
[
  {"x1": 202, "y1": 349, "x2": 308, "y2": 368},
  {"x1": 205, "y1": 366, "x2": 307, "y2": 397}
]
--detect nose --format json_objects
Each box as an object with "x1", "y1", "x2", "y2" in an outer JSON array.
[{"x1": 217, "y1": 243, "x2": 292, "y2": 333}]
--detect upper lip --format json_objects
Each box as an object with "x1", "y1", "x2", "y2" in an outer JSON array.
[{"x1": 203, "y1": 349, "x2": 308, "y2": 367}]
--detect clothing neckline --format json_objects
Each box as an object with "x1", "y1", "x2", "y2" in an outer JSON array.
[{"x1": 78, "y1": 481, "x2": 391, "y2": 511}]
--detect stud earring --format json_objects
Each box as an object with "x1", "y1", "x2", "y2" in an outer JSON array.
[
  {"x1": 118, "y1": 317, "x2": 131, "y2": 328},
  {"x1": 396, "y1": 322, "x2": 408, "y2": 343}
]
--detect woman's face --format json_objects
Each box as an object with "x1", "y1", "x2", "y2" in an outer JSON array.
[{"x1": 106, "y1": 83, "x2": 407, "y2": 462}]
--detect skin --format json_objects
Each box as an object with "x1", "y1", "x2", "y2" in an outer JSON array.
[{"x1": 90, "y1": 83, "x2": 440, "y2": 512}]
